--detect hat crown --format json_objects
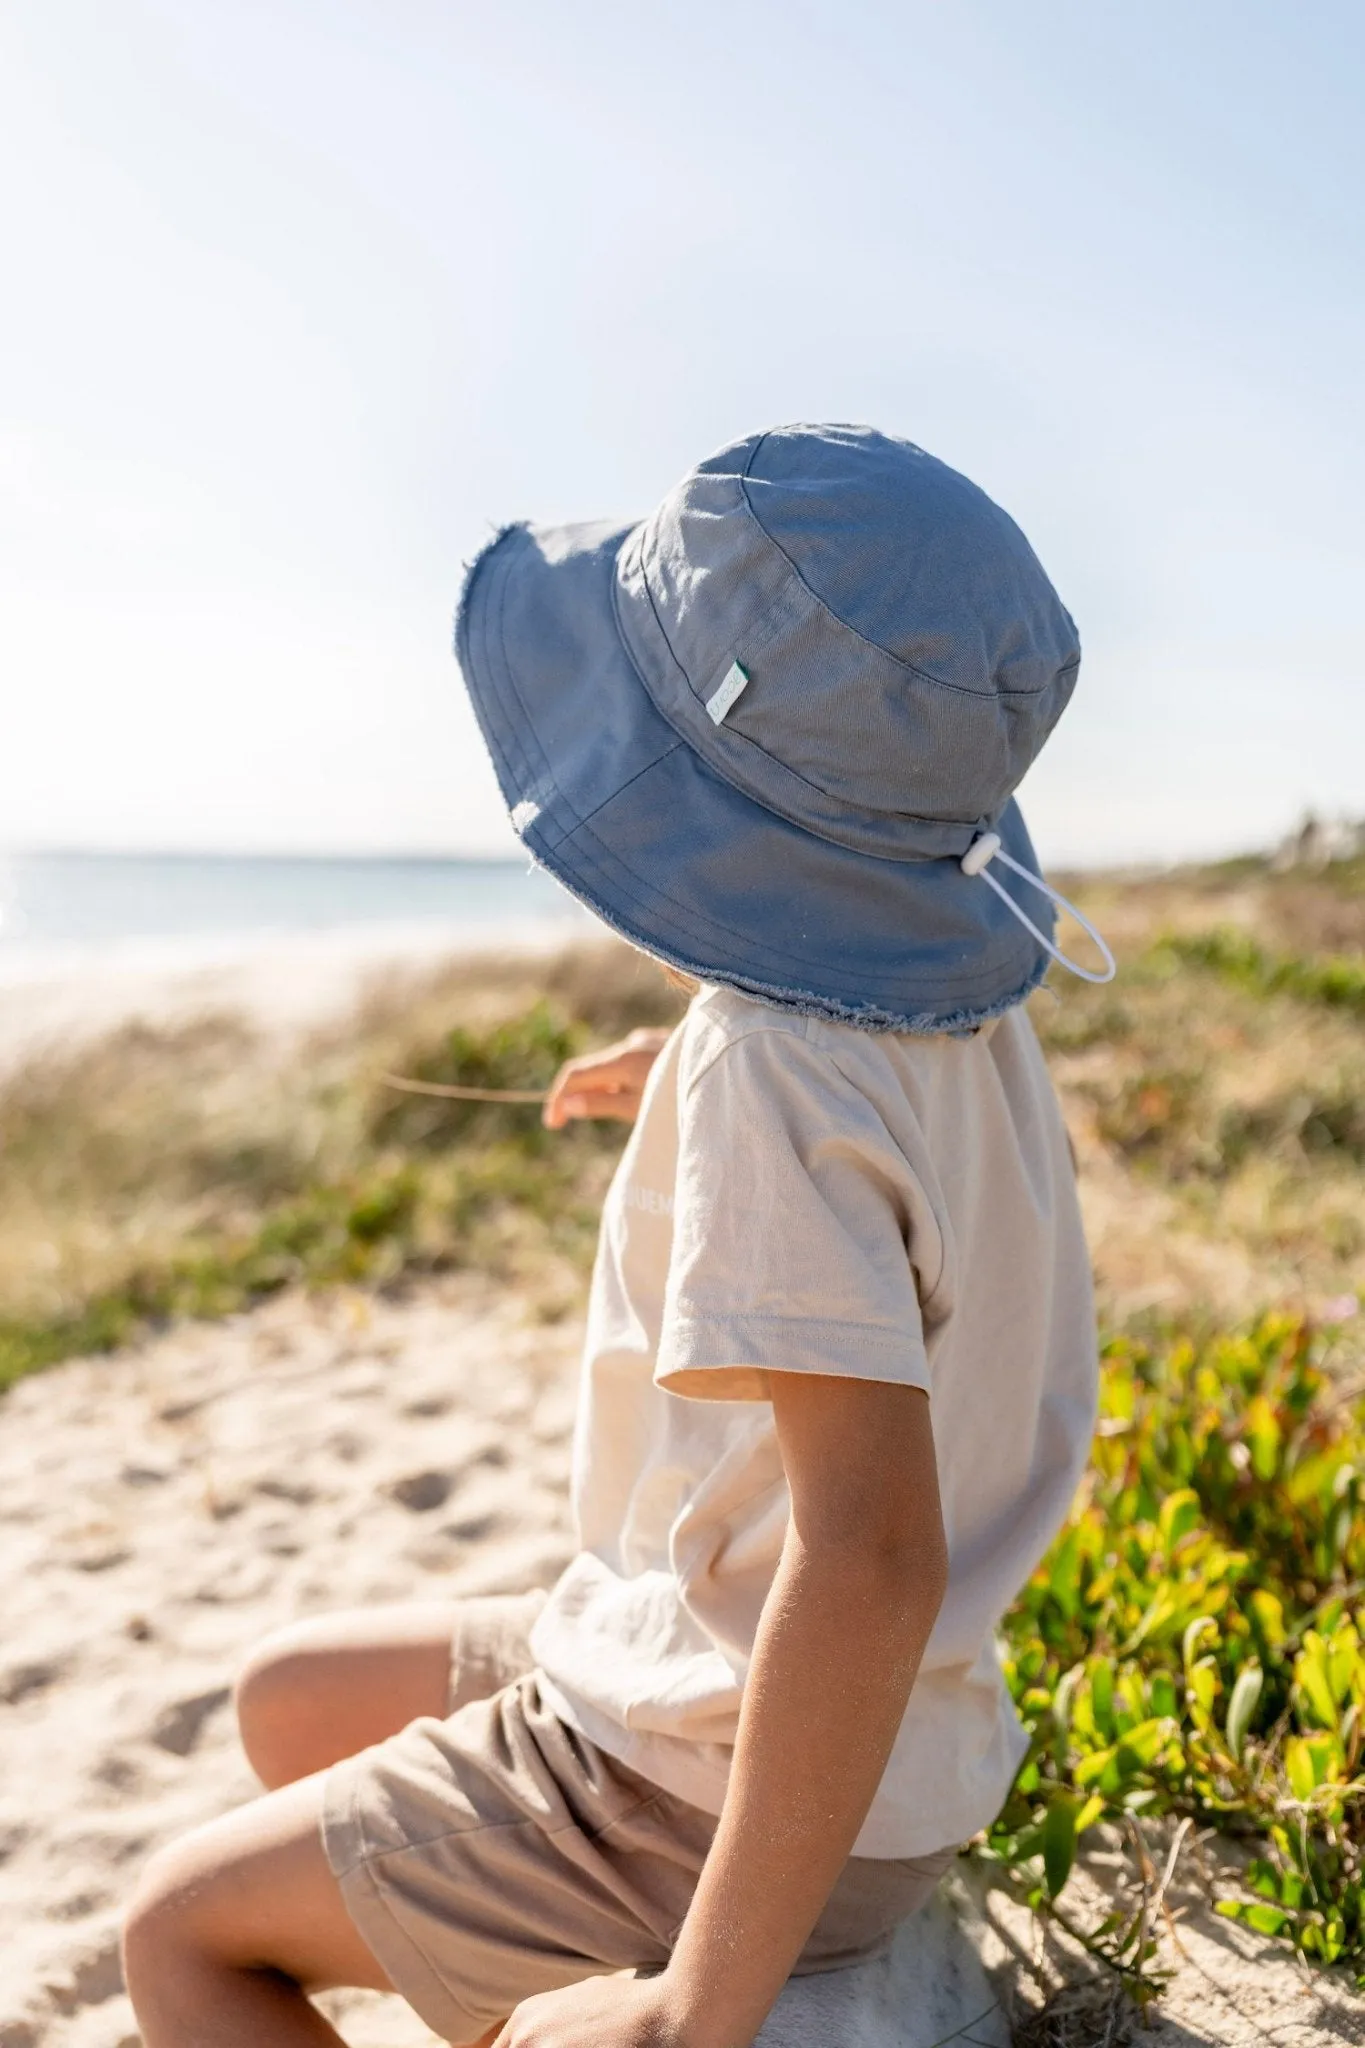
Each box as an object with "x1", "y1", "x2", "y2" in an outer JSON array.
[{"x1": 613, "y1": 423, "x2": 1079, "y2": 862}]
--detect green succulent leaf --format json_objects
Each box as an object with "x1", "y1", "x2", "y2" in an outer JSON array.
[
  {"x1": 1042, "y1": 1796, "x2": 1079, "y2": 1899},
  {"x1": 1226, "y1": 1664, "x2": 1263, "y2": 1761}
]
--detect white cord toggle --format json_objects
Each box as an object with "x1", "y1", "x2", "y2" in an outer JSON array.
[{"x1": 960, "y1": 832, "x2": 1116, "y2": 984}]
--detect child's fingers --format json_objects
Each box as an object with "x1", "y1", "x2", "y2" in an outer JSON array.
[
  {"x1": 543, "y1": 1058, "x2": 650, "y2": 1128},
  {"x1": 544, "y1": 1077, "x2": 643, "y2": 1127},
  {"x1": 543, "y1": 1063, "x2": 622, "y2": 1128},
  {"x1": 542, "y1": 1037, "x2": 666, "y2": 1128},
  {"x1": 560, "y1": 1090, "x2": 641, "y2": 1124},
  {"x1": 543, "y1": 1056, "x2": 606, "y2": 1125}
]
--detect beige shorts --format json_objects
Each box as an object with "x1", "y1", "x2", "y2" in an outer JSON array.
[{"x1": 322, "y1": 1592, "x2": 956, "y2": 2045}]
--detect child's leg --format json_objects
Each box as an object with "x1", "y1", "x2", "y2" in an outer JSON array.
[
  {"x1": 122, "y1": 1773, "x2": 391, "y2": 2046},
  {"x1": 122, "y1": 1770, "x2": 504, "y2": 2048},
  {"x1": 235, "y1": 1601, "x2": 461, "y2": 1788},
  {"x1": 235, "y1": 1591, "x2": 547, "y2": 1788}
]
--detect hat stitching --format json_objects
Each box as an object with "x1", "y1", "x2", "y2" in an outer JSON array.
[
  {"x1": 545, "y1": 834, "x2": 1047, "y2": 1031},
  {"x1": 488, "y1": 526, "x2": 574, "y2": 815},
  {"x1": 739, "y1": 431, "x2": 1078, "y2": 702},
  {"x1": 618, "y1": 541, "x2": 918, "y2": 827},
  {"x1": 480, "y1": 529, "x2": 691, "y2": 845},
  {"x1": 569, "y1": 735, "x2": 689, "y2": 840},
  {"x1": 529, "y1": 809, "x2": 1049, "y2": 1034},
  {"x1": 633, "y1": 512, "x2": 803, "y2": 703},
  {"x1": 459, "y1": 527, "x2": 582, "y2": 855},
  {"x1": 456, "y1": 523, "x2": 566, "y2": 817},
  {"x1": 554, "y1": 799, "x2": 1037, "y2": 997},
  {"x1": 617, "y1": 537, "x2": 995, "y2": 849}
]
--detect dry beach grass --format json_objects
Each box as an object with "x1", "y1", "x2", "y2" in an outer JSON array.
[
  {"x1": 5, "y1": 854, "x2": 1364, "y2": 1382},
  {"x1": 1, "y1": 849, "x2": 1363, "y2": 2043},
  {"x1": 0, "y1": 940, "x2": 684, "y2": 1382}
]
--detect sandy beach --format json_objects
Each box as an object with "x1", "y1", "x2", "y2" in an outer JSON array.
[
  {"x1": 0, "y1": 1275, "x2": 580, "y2": 2047},
  {"x1": 0, "y1": 915, "x2": 592, "y2": 1080},
  {"x1": 3, "y1": 893, "x2": 1364, "y2": 2043},
  {"x1": 3, "y1": 1275, "x2": 1362, "y2": 2046}
]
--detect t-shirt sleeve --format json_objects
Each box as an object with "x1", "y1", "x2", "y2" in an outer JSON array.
[{"x1": 655, "y1": 1024, "x2": 932, "y2": 1403}]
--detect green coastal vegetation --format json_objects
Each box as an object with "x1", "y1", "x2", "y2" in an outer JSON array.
[
  {"x1": 995, "y1": 1313, "x2": 1364, "y2": 1991},
  {"x1": 2, "y1": 850, "x2": 1363, "y2": 1991}
]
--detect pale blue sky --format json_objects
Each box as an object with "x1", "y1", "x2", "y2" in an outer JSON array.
[{"x1": 2, "y1": 0, "x2": 1361, "y2": 864}]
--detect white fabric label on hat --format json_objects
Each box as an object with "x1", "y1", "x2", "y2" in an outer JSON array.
[{"x1": 706, "y1": 661, "x2": 750, "y2": 725}]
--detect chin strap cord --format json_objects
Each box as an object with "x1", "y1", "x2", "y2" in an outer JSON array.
[{"x1": 961, "y1": 833, "x2": 1117, "y2": 985}]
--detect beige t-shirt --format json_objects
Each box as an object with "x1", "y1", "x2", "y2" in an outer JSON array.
[{"x1": 530, "y1": 984, "x2": 1097, "y2": 1857}]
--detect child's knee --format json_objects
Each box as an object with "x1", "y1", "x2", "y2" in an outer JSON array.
[
  {"x1": 233, "y1": 1623, "x2": 326, "y2": 1787},
  {"x1": 121, "y1": 1832, "x2": 209, "y2": 1986}
]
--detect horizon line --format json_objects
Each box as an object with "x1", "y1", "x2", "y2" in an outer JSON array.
[{"x1": 0, "y1": 846, "x2": 530, "y2": 866}]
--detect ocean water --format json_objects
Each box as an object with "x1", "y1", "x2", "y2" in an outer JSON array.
[{"x1": 0, "y1": 851, "x2": 586, "y2": 972}]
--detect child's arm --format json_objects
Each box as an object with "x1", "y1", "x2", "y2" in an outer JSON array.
[
  {"x1": 663, "y1": 1372, "x2": 947, "y2": 2043},
  {"x1": 541, "y1": 1028, "x2": 672, "y2": 1128},
  {"x1": 495, "y1": 1372, "x2": 947, "y2": 2048}
]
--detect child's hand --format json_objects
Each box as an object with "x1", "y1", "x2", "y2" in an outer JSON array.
[
  {"x1": 541, "y1": 1029, "x2": 671, "y2": 1130},
  {"x1": 493, "y1": 1972, "x2": 701, "y2": 2048}
]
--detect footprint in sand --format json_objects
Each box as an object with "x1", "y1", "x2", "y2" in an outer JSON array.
[
  {"x1": 387, "y1": 1470, "x2": 454, "y2": 1513},
  {"x1": 0, "y1": 1658, "x2": 69, "y2": 1706},
  {"x1": 401, "y1": 1395, "x2": 451, "y2": 1418},
  {"x1": 149, "y1": 1687, "x2": 231, "y2": 1757},
  {"x1": 442, "y1": 1511, "x2": 502, "y2": 1544},
  {"x1": 0, "y1": 1820, "x2": 32, "y2": 1864},
  {"x1": 42, "y1": 1927, "x2": 126, "y2": 2018},
  {"x1": 87, "y1": 1753, "x2": 145, "y2": 1798},
  {"x1": 254, "y1": 1477, "x2": 316, "y2": 1505},
  {"x1": 50, "y1": 1889, "x2": 111, "y2": 1923}
]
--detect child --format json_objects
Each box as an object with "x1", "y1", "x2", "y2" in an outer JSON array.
[{"x1": 123, "y1": 425, "x2": 1105, "y2": 2048}]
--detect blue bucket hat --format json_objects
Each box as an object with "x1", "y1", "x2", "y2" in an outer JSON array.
[{"x1": 455, "y1": 423, "x2": 1111, "y2": 1034}]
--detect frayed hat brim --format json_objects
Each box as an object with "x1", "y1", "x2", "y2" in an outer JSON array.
[{"x1": 455, "y1": 520, "x2": 1051, "y2": 1034}]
